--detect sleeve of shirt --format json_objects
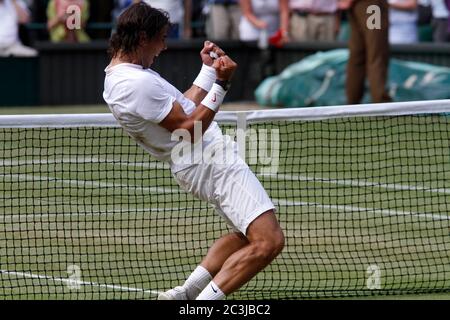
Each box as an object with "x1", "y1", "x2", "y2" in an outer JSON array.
[{"x1": 134, "y1": 78, "x2": 176, "y2": 124}]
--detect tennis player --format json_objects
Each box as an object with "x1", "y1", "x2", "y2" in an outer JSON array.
[{"x1": 103, "y1": 2, "x2": 284, "y2": 300}]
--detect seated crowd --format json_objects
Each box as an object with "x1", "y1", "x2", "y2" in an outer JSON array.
[{"x1": 0, "y1": 0, "x2": 449, "y2": 57}]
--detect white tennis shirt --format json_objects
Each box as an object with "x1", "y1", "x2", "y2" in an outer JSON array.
[{"x1": 103, "y1": 63, "x2": 224, "y2": 173}]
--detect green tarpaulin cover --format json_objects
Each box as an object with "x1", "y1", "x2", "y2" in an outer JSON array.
[{"x1": 255, "y1": 49, "x2": 450, "y2": 107}]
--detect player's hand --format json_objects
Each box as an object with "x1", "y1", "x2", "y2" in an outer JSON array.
[
  {"x1": 200, "y1": 41, "x2": 225, "y2": 67},
  {"x1": 213, "y1": 55, "x2": 237, "y2": 81}
]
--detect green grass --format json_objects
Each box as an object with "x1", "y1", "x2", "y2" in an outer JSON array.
[
  {"x1": 0, "y1": 105, "x2": 110, "y2": 115},
  {"x1": 0, "y1": 108, "x2": 450, "y2": 300}
]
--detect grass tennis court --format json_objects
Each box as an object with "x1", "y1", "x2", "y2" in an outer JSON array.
[{"x1": 1, "y1": 104, "x2": 450, "y2": 300}]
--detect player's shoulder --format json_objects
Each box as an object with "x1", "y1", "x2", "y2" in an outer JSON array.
[
  {"x1": 130, "y1": 68, "x2": 164, "y2": 89},
  {"x1": 107, "y1": 63, "x2": 159, "y2": 81},
  {"x1": 112, "y1": 65, "x2": 164, "y2": 91}
]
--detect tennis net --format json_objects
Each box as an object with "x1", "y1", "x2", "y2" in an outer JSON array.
[{"x1": 1, "y1": 100, "x2": 450, "y2": 299}]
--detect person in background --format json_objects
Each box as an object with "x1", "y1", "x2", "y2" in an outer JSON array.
[
  {"x1": 447, "y1": 0, "x2": 450, "y2": 28},
  {"x1": 204, "y1": 0, "x2": 241, "y2": 40},
  {"x1": 47, "y1": 0, "x2": 90, "y2": 43},
  {"x1": 388, "y1": 0, "x2": 419, "y2": 44},
  {"x1": 428, "y1": 0, "x2": 449, "y2": 42},
  {"x1": 0, "y1": 0, "x2": 38, "y2": 56},
  {"x1": 448, "y1": 0, "x2": 450, "y2": 36},
  {"x1": 280, "y1": 0, "x2": 340, "y2": 42},
  {"x1": 339, "y1": 0, "x2": 392, "y2": 104},
  {"x1": 238, "y1": 0, "x2": 284, "y2": 42},
  {"x1": 141, "y1": 0, "x2": 193, "y2": 39}
]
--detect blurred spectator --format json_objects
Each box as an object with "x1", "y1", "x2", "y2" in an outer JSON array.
[
  {"x1": 428, "y1": 0, "x2": 450, "y2": 41},
  {"x1": 204, "y1": 0, "x2": 240, "y2": 40},
  {"x1": 192, "y1": 0, "x2": 207, "y2": 38},
  {"x1": 388, "y1": 0, "x2": 419, "y2": 44},
  {"x1": 239, "y1": 0, "x2": 283, "y2": 42},
  {"x1": 0, "y1": 0, "x2": 38, "y2": 57},
  {"x1": 280, "y1": 0, "x2": 339, "y2": 42},
  {"x1": 417, "y1": 0, "x2": 432, "y2": 24},
  {"x1": 417, "y1": 0, "x2": 433, "y2": 41},
  {"x1": 141, "y1": 0, "x2": 193, "y2": 39},
  {"x1": 339, "y1": 0, "x2": 391, "y2": 104},
  {"x1": 47, "y1": 0, "x2": 91, "y2": 43},
  {"x1": 448, "y1": 0, "x2": 450, "y2": 34}
]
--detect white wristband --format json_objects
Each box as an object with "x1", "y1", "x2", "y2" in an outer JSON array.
[
  {"x1": 193, "y1": 64, "x2": 216, "y2": 92},
  {"x1": 201, "y1": 83, "x2": 227, "y2": 112}
]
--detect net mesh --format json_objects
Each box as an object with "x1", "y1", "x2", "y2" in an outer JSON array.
[{"x1": 1, "y1": 102, "x2": 450, "y2": 299}]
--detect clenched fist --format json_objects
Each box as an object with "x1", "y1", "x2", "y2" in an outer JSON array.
[{"x1": 213, "y1": 56, "x2": 238, "y2": 82}]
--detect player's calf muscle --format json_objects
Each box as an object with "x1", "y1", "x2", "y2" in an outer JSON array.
[{"x1": 247, "y1": 211, "x2": 285, "y2": 259}]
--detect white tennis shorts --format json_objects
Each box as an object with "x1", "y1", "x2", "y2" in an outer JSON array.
[{"x1": 172, "y1": 142, "x2": 275, "y2": 235}]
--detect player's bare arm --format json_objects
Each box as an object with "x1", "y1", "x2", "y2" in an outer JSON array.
[
  {"x1": 160, "y1": 54, "x2": 237, "y2": 140},
  {"x1": 183, "y1": 41, "x2": 226, "y2": 105}
]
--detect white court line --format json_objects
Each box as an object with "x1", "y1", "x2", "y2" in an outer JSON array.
[
  {"x1": 3, "y1": 206, "x2": 212, "y2": 221},
  {"x1": 0, "y1": 269, "x2": 161, "y2": 296},
  {"x1": 274, "y1": 199, "x2": 450, "y2": 221},
  {"x1": 260, "y1": 173, "x2": 450, "y2": 195},
  {"x1": 2, "y1": 156, "x2": 448, "y2": 195},
  {"x1": 0, "y1": 157, "x2": 169, "y2": 170},
  {"x1": 1, "y1": 165, "x2": 448, "y2": 221},
  {"x1": 0, "y1": 173, "x2": 179, "y2": 195},
  {"x1": 3, "y1": 195, "x2": 448, "y2": 222}
]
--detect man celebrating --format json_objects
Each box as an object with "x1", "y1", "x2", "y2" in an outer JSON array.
[{"x1": 103, "y1": 3, "x2": 284, "y2": 300}]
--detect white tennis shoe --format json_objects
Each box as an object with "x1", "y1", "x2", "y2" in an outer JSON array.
[{"x1": 157, "y1": 286, "x2": 188, "y2": 300}]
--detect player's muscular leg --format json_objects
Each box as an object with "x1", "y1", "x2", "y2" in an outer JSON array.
[
  {"x1": 200, "y1": 232, "x2": 249, "y2": 277},
  {"x1": 211, "y1": 210, "x2": 285, "y2": 295}
]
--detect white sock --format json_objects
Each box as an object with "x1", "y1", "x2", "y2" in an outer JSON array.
[
  {"x1": 182, "y1": 266, "x2": 212, "y2": 299},
  {"x1": 196, "y1": 281, "x2": 226, "y2": 300}
]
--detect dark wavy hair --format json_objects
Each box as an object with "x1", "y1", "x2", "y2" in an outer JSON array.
[{"x1": 109, "y1": 2, "x2": 170, "y2": 58}]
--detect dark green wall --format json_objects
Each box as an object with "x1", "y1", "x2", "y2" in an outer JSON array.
[
  {"x1": 1, "y1": 40, "x2": 449, "y2": 106},
  {"x1": 0, "y1": 58, "x2": 39, "y2": 106}
]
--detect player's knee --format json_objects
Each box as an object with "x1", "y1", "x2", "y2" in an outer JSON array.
[
  {"x1": 253, "y1": 233, "x2": 284, "y2": 263},
  {"x1": 264, "y1": 224, "x2": 285, "y2": 259},
  {"x1": 271, "y1": 228, "x2": 285, "y2": 258},
  {"x1": 248, "y1": 242, "x2": 271, "y2": 264},
  {"x1": 247, "y1": 211, "x2": 285, "y2": 261}
]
